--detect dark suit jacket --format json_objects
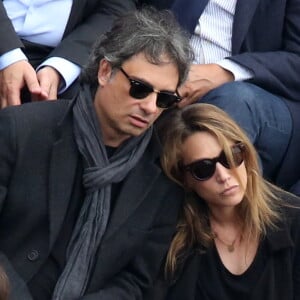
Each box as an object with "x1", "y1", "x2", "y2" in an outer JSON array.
[
  {"x1": 0, "y1": 0, "x2": 136, "y2": 67},
  {"x1": 150, "y1": 191, "x2": 300, "y2": 300},
  {"x1": 0, "y1": 100, "x2": 183, "y2": 299},
  {"x1": 138, "y1": 0, "x2": 171, "y2": 9},
  {"x1": 145, "y1": 0, "x2": 300, "y2": 190}
]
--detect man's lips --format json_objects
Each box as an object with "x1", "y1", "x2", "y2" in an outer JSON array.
[{"x1": 129, "y1": 115, "x2": 150, "y2": 128}]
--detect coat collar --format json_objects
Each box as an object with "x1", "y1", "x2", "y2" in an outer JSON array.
[
  {"x1": 63, "y1": 0, "x2": 85, "y2": 37},
  {"x1": 48, "y1": 100, "x2": 79, "y2": 248}
]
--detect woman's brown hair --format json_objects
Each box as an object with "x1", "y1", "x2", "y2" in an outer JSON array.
[{"x1": 160, "y1": 103, "x2": 281, "y2": 277}]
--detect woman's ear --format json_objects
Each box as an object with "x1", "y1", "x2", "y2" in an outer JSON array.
[{"x1": 97, "y1": 59, "x2": 112, "y2": 86}]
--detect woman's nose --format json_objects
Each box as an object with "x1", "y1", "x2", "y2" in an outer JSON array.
[{"x1": 215, "y1": 162, "x2": 231, "y2": 183}]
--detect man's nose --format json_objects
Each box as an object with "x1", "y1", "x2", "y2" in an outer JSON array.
[{"x1": 140, "y1": 92, "x2": 159, "y2": 114}]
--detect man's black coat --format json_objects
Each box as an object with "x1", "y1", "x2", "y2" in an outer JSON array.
[{"x1": 0, "y1": 100, "x2": 182, "y2": 299}]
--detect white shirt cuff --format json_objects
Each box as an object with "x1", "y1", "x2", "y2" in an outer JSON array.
[
  {"x1": 0, "y1": 48, "x2": 28, "y2": 70},
  {"x1": 37, "y1": 57, "x2": 81, "y2": 94},
  {"x1": 217, "y1": 59, "x2": 254, "y2": 81}
]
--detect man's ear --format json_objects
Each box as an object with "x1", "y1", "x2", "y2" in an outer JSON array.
[{"x1": 97, "y1": 59, "x2": 112, "y2": 86}]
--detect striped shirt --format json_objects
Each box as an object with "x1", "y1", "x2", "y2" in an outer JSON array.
[{"x1": 190, "y1": 0, "x2": 253, "y2": 81}]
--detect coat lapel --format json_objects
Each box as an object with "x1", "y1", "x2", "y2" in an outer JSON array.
[
  {"x1": 103, "y1": 135, "x2": 162, "y2": 240},
  {"x1": 48, "y1": 104, "x2": 80, "y2": 248},
  {"x1": 171, "y1": 0, "x2": 209, "y2": 34},
  {"x1": 232, "y1": 0, "x2": 260, "y2": 54},
  {"x1": 63, "y1": 0, "x2": 87, "y2": 37}
]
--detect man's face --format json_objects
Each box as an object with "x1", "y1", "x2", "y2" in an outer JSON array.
[{"x1": 94, "y1": 52, "x2": 179, "y2": 147}]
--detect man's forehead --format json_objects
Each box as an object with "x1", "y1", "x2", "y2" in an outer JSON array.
[{"x1": 124, "y1": 52, "x2": 176, "y2": 68}]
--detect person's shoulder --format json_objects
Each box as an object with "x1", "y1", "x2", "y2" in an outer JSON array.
[
  {"x1": 275, "y1": 188, "x2": 300, "y2": 224},
  {"x1": 276, "y1": 188, "x2": 300, "y2": 205},
  {"x1": 0, "y1": 99, "x2": 73, "y2": 128},
  {"x1": 1, "y1": 99, "x2": 71, "y2": 117},
  {"x1": 0, "y1": 100, "x2": 75, "y2": 144},
  {"x1": 289, "y1": 179, "x2": 300, "y2": 197}
]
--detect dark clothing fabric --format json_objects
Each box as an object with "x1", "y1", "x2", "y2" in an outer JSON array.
[
  {"x1": 171, "y1": 0, "x2": 208, "y2": 33},
  {"x1": 290, "y1": 180, "x2": 300, "y2": 197},
  {"x1": 276, "y1": 100, "x2": 300, "y2": 191},
  {"x1": 0, "y1": 99, "x2": 183, "y2": 299},
  {"x1": 161, "y1": 191, "x2": 300, "y2": 300},
  {"x1": 196, "y1": 242, "x2": 267, "y2": 300},
  {"x1": 28, "y1": 162, "x2": 84, "y2": 299},
  {"x1": 138, "y1": 0, "x2": 172, "y2": 9},
  {"x1": 28, "y1": 160, "x2": 125, "y2": 300}
]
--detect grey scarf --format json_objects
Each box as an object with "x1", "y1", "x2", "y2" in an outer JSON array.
[{"x1": 52, "y1": 84, "x2": 152, "y2": 299}]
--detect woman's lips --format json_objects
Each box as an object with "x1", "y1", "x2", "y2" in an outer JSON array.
[{"x1": 221, "y1": 185, "x2": 239, "y2": 196}]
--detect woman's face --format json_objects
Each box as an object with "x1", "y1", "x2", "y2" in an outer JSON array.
[{"x1": 181, "y1": 131, "x2": 247, "y2": 212}]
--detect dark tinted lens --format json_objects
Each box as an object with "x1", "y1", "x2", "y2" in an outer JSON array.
[
  {"x1": 185, "y1": 143, "x2": 244, "y2": 181},
  {"x1": 218, "y1": 151, "x2": 230, "y2": 168},
  {"x1": 231, "y1": 144, "x2": 244, "y2": 166},
  {"x1": 189, "y1": 159, "x2": 216, "y2": 181},
  {"x1": 156, "y1": 93, "x2": 180, "y2": 109},
  {"x1": 129, "y1": 80, "x2": 153, "y2": 99},
  {"x1": 217, "y1": 145, "x2": 244, "y2": 169}
]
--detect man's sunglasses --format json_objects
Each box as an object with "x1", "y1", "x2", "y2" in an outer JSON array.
[
  {"x1": 183, "y1": 143, "x2": 245, "y2": 181},
  {"x1": 119, "y1": 67, "x2": 181, "y2": 109}
]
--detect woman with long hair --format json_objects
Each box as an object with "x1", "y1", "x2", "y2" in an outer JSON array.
[{"x1": 159, "y1": 103, "x2": 300, "y2": 300}]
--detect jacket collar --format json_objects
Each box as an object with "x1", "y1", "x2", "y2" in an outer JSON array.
[
  {"x1": 48, "y1": 99, "x2": 79, "y2": 248},
  {"x1": 63, "y1": 0, "x2": 84, "y2": 37}
]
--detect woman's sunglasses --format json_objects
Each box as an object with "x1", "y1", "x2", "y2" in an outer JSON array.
[
  {"x1": 183, "y1": 143, "x2": 245, "y2": 181},
  {"x1": 120, "y1": 67, "x2": 181, "y2": 109}
]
